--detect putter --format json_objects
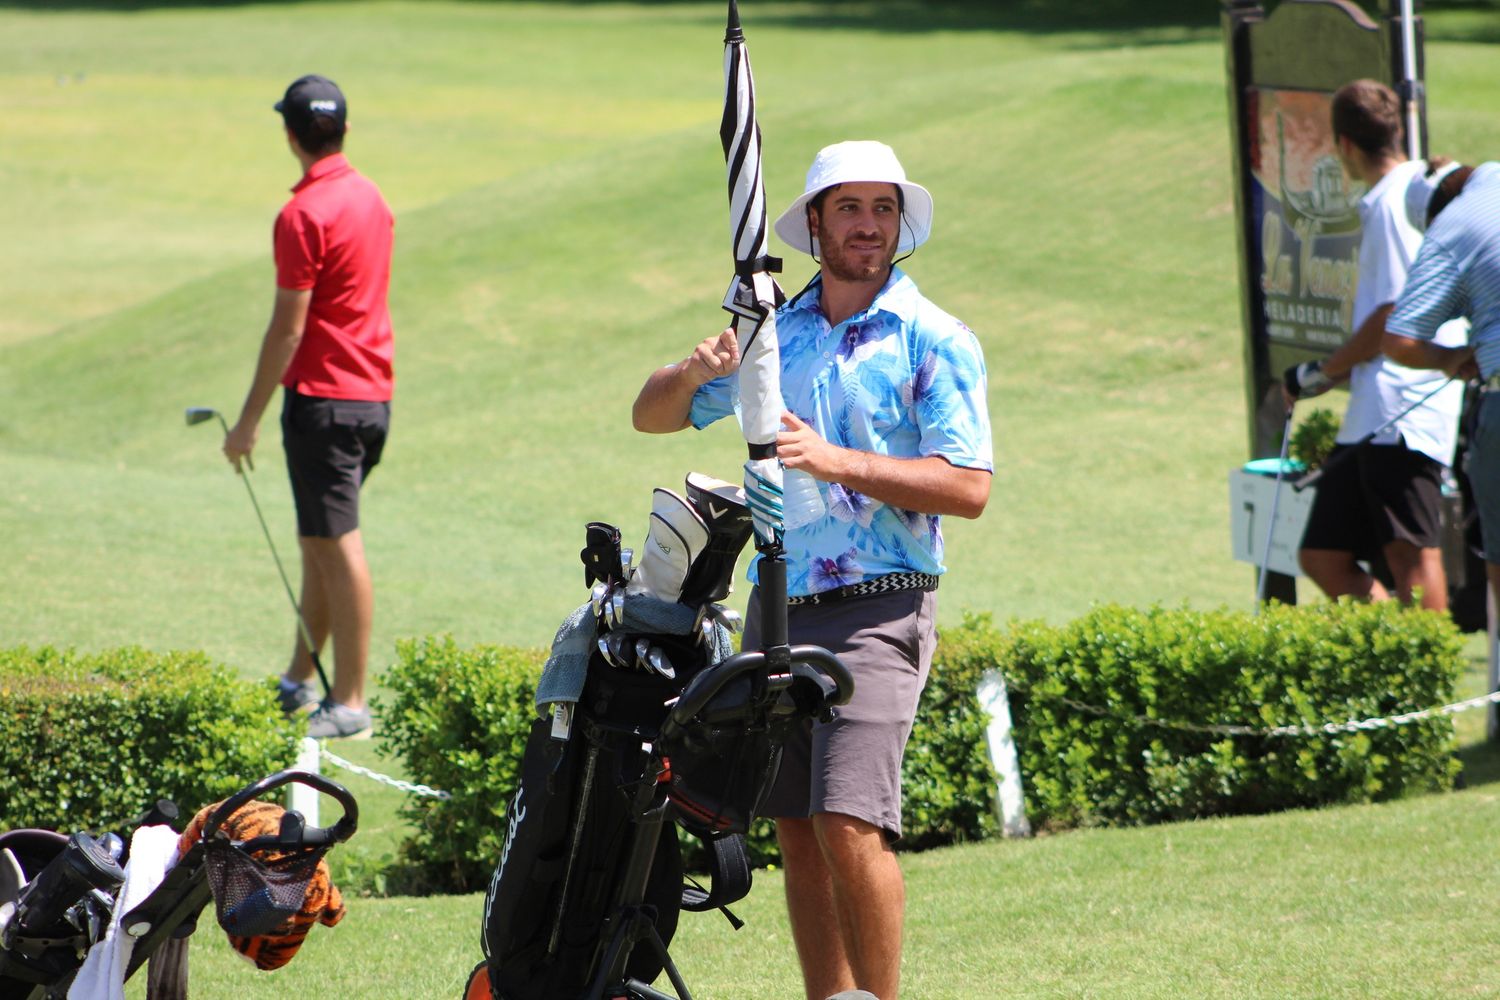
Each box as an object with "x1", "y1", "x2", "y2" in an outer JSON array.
[
  {"x1": 1254, "y1": 407, "x2": 1296, "y2": 614},
  {"x1": 185, "y1": 406, "x2": 331, "y2": 698}
]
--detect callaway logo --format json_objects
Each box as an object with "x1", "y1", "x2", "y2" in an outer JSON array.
[
  {"x1": 707, "y1": 502, "x2": 728, "y2": 520},
  {"x1": 309, "y1": 99, "x2": 338, "y2": 113},
  {"x1": 484, "y1": 789, "x2": 527, "y2": 927}
]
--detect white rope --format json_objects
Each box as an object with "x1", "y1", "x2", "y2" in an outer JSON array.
[
  {"x1": 1042, "y1": 688, "x2": 1500, "y2": 737},
  {"x1": 318, "y1": 747, "x2": 452, "y2": 800},
  {"x1": 315, "y1": 684, "x2": 1498, "y2": 803}
]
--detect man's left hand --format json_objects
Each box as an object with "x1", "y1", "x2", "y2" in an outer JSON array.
[{"x1": 777, "y1": 411, "x2": 842, "y2": 481}]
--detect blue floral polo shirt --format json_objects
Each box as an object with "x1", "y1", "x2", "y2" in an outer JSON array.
[{"x1": 689, "y1": 267, "x2": 993, "y2": 597}]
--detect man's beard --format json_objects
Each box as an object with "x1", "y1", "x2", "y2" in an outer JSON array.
[{"x1": 818, "y1": 224, "x2": 894, "y2": 283}]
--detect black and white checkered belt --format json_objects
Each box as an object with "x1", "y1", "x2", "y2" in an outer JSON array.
[{"x1": 786, "y1": 572, "x2": 939, "y2": 607}]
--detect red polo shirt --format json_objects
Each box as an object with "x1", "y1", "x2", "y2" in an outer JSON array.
[{"x1": 274, "y1": 153, "x2": 395, "y2": 401}]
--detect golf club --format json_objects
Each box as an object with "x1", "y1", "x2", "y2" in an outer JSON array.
[
  {"x1": 1254, "y1": 407, "x2": 1296, "y2": 614},
  {"x1": 1292, "y1": 376, "x2": 1460, "y2": 491},
  {"x1": 185, "y1": 406, "x2": 332, "y2": 698}
]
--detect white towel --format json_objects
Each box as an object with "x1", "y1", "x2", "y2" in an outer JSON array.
[{"x1": 68, "y1": 824, "x2": 180, "y2": 1000}]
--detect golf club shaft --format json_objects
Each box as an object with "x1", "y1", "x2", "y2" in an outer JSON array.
[
  {"x1": 1254, "y1": 409, "x2": 1296, "y2": 613},
  {"x1": 211, "y1": 411, "x2": 333, "y2": 698},
  {"x1": 1293, "y1": 375, "x2": 1459, "y2": 491}
]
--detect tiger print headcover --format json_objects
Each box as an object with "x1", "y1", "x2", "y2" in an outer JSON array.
[{"x1": 178, "y1": 799, "x2": 347, "y2": 970}]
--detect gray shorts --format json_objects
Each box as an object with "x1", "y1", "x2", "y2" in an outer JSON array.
[
  {"x1": 1471, "y1": 392, "x2": 1500, "y2": 562},
  {"x1": 745, "y1": 586, "x2": 937, "y2": 841}
]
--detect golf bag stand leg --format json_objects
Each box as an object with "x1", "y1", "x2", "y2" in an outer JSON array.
[{"x1": 585, "y1": 799, "x2": 692, "y2": 1000}]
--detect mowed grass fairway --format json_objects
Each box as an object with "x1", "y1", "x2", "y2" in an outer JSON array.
[{"x1": 4, "y1": 1, "x2": 1500, "y2": 997}]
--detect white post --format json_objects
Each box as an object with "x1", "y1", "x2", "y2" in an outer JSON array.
[
  {"x1": 978, "y1": 671, "x2": 1031, "y2": 838},
  {"x1": 288, "y1": 736, "x2": 321, "y2": 827},
  {"x1": 1399, "y1": 0, "x2": 1422, "y2": 162}
]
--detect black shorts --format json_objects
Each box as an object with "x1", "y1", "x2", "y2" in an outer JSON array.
[
  {"x1": 1300, "y1": 440, "x2": 1445, "y2": 553},
  {"x1": 281, "y1": 390, "x2": 390, "y2": 538}
]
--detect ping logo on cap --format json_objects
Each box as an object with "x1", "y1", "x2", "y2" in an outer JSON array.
[{"x1": 309, "y1": 100, "x2": 339, "y2": 113}]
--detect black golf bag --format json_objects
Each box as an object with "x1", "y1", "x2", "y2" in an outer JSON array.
[{"x1": 474, "y1": 474, "x2": 852, "y2": 1000}]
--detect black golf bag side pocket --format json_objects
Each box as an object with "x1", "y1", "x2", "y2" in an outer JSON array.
[{"x1": 664, "y1": 720, "x2": 782, "y2": 836}]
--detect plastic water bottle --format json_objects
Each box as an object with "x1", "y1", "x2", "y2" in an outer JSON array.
[{"x1": 782, "y1": 468, "x2": 826, "y2": 529}]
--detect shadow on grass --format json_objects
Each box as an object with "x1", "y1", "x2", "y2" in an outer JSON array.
[
  {"x1": 1456, "y1": 737, "x2": 1500, "y2": 788},
  {"x1": 6, "y1": 0, "x2": 1491, "y2": 46},
  {"x1": 0, "y1": 0, "x2": 1220, "y2": 36}
]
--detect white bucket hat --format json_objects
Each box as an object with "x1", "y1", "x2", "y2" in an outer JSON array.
[
  {"x1": 773, "y1": 140, "x2": 933, "y2": 257},
  {"x1": 1405, "y1": 159, "x2": 1463, "y2": 232}
]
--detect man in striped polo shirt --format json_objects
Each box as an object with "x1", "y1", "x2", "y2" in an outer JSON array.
[{"x1": 1383, "y1": 162, "x2": 1500, "y2": 596}]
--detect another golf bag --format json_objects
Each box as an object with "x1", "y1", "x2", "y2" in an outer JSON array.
[
  {"x1": 473, "y1": 473, "x2": 852, "y2": 1000},
  {"x1": 0, "y1": 771, "x2": 357, "y2": 1000}
]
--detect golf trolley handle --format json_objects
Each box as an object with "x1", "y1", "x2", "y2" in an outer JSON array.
[
  {"x1": 660, "y1": 643, "x2": 854, "y2": 744},
  {"x1": 203, "y1": 769, "x2": 358, "y2": 847}
]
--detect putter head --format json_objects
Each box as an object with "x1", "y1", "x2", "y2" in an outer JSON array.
[{"x1": 184, "y1": 407, "x2": 221, "y2": 427}]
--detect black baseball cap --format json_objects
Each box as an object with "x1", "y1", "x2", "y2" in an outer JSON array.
[{"x1": 274, "y1": 74, "x2": 347, "y2": 131}]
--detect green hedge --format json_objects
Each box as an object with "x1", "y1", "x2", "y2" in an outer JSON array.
[
  {"x1": 382, "y1": 602, "x2": 1463, "y2": 890},
  {"x1": 997, "y1": 602, "x2": 1464, "y2": 830},
  {"x1": 381, "y1": 628, "x2": 998, "y2": 891},
  {"x1": 379, "y1": 635, "x2": 545, "y2": 892},
  {"x1": 0, "y1": 646, "x2": 301, "y2": 832}
]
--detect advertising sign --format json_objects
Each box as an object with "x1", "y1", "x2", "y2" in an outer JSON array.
[{"x1": 1248, "y1": 87, "x2": 1363, "y2": 354}]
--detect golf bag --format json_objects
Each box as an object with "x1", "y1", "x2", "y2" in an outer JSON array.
[
  {"x1": 474, "y1": 473, "x2": 851, "y2": 1000},
  {"x1": 0, "y1": 772, "x2": 357, "y2": 1000}
]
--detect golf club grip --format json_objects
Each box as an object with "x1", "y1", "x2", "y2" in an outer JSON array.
[
  {"x1": 203, "y1": 769, "x2": 358, "y2": 844},
  {"x1": 661, "y1": 643, "x2": 853, "y2": 742}
]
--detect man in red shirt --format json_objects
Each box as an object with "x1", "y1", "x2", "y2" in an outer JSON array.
[{"x1": 223, "y1": 74, "x2": 395, "y2": 740}]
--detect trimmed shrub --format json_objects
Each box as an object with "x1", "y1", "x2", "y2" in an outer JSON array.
[
  {"x1": 378, "y1": 635, "x2": 545, "y2": 892},
  {"x1": 383, "y1": 626, "x2": 1001, "y2": 890},
  {"x1": 0, "y1": 646, "x2": 301, "y2": 832},
  {"x1": 1290, "y1": 407, "x2": 1341, "y2": 471},
  {"x1": 998, "y1": 601, "x2": 1463, "y2": 830},
  {"x1": 901, "y1": 614, "x2": 1001, "y2": 850}
]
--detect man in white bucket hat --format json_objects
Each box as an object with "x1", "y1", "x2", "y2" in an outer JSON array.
[{"x1": 634, "y1": 140, "x2": 992, "y2": 1000}]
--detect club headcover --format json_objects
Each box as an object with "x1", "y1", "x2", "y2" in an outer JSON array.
[
  {"x1": 580, "y1": 521, "x2": 624, "y2": 587},
  {"x1": 679, "y1": 473, "x2": 755, "y2": 609},
  {"x1": 626, "y1": 489, "x2": 710, "y2": 604}
]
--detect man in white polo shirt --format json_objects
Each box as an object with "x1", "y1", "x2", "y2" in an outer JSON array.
[{"x1": 1282, "y1": 80, "x2": 1465, "y2": 611}]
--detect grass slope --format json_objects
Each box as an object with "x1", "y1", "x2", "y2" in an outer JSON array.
[
  {"x1": 15, "y1": 2, "x2": 1489, "y2": 671},
  {"x1": 3, "y1": 3, "x2": 1499, "y2": 995}
]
